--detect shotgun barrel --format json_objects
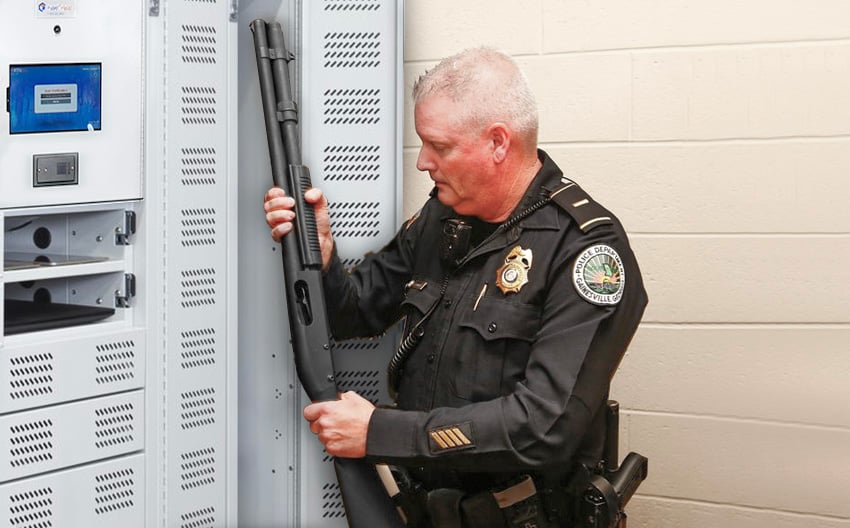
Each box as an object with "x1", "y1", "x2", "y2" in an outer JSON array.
[{"x1": 250, "y1": 18, "x2": 405, "y2": 528}]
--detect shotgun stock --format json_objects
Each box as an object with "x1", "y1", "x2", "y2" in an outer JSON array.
[{"x1": 250, "y1": 18, "x2": 405, "y2": 528}]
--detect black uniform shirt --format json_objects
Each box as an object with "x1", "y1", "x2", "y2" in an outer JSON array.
[{"x1": 322, "y1": 150, "x2": 648, "y2": 481}]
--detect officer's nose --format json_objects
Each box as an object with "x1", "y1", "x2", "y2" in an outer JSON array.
[{"x1": 416, "y1": 146, "x2": 434, "y2": 173}]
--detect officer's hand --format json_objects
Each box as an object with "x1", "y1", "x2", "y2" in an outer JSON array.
[
  {"x1": 263, "y1": 186, "x2": 334, "y2": 271},
  {"x1": 303, "y1": 391, "x2": 375, "y2": 458}
]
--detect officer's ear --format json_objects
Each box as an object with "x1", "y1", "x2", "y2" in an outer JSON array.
[{"x1": 488, "y1": 122, "x2": 510, "y2": 163}]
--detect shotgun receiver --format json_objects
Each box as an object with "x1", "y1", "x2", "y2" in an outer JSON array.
[{"x1": 250, "y1": 19, "x2": 405, "y2": 528}]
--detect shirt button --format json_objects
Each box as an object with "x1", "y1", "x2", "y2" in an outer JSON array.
[
  {"x1": 444, "y1": 298, "x2": 453, "y2": 308},
  {"x1": 488, "y1": 322, "x2": 497, "y2": 333},
  {"x1": 427, "y1": 354, "x2": 436, "y2": 363}
]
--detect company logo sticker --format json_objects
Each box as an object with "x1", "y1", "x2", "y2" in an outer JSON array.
[{"x1": 35, "y1": 0, "x2": 76, "y2": 18}]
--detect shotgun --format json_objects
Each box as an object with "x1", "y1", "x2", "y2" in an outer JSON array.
[{"x1": 250, "y1": 19, "x2": 405, "y2": 528}]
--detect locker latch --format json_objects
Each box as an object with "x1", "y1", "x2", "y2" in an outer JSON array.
[
  {"x1": 115, "y1": 273, "x2": 137, "y2": 308},
  {"x1": 116, "y1": 211, "x2": 137, "y2": 245}
]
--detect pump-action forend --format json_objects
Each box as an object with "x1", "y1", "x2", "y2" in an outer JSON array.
[{"x1": 250, "y1": 18, "x2": 405, "y2": 528}]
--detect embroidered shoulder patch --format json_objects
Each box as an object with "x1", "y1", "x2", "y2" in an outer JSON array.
[
  {"x1": 428, "y1": 422, "x2": 475, "y2": 454},
  {"x1": 572, "y1": 244, "x2": 624, "y2": 305}
]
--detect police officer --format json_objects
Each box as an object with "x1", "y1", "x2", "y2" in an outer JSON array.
[{"x1": 264, "y1": 47, "x2": 648, "y2": 527}]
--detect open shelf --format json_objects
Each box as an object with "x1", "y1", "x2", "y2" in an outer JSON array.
[{"x1": 4, "y1": 258, "x2": 126, "y2": 283}]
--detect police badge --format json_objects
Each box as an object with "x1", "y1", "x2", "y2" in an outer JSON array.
[{"x1": 496, "y1": 246, "x2": 533, "y2": 294}]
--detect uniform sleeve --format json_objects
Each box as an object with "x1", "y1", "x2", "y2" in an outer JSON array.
[
  {"x1": 365, "y1": 229, "x2": 647, "y2": 473},
  {"x1": 322, "y1": 200, "x2": 433, "y2": 340}
]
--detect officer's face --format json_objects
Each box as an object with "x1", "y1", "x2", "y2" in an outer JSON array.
[{"x1": 414, "y1": 95, "x2": 499, "y2": 220}]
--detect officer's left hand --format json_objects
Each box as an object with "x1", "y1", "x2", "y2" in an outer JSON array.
[{"x1": 303, "y1": 391, "x2": 375, "y2": 458}]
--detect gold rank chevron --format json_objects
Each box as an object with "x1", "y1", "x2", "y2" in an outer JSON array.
[{"x1": 430, "y1": 427, "x2": 472, "y2": 450}]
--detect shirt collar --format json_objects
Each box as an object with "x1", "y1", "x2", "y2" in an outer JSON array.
[{"x1": 504, "y1": 149, "x2": 564, "y2": 232}]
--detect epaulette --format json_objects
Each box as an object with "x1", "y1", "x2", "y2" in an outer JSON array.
[{"x1": 548, "y1": 177, "x2": 614, "y2": 233}]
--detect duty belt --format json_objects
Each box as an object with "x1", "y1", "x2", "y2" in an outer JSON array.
[{"x1": 396, "y1": 468, "x2": 569, "y2": 528}]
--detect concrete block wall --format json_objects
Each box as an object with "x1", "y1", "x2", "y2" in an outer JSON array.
[{"x1": 403, "y1": 2, "x2": 850, "y2": 527}]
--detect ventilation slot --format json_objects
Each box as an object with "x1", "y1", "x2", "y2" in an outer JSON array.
[
  {"x1": 180, "y1": 388, "x2": 216, "y2": 430},
  {"x1": 324, "y1": 32, "x2": 381, "y2": 68},
  {"x1": 181, "y1": 86, "x2": 217, "y2": 125},
  {"x1": 335, "y1": 368, "x2": 381, "y2": 404},
  {"x1": 323, "y1": 145, "x2": 381, "y2": 182},
  {"x1": 341, "y1": 257, "x2": 364, "y2": 270},
  {"x1": 323, "y1": 89, "x2": 381, "y2": 125},
  {"x1": 94, "y1": 403, "x2": 135, "y2": 449},
  {"x1": 180, "y1": 506, "x2": 216, "y2": 528},
  {"x1": 321, "y1": 482, "x2": 346, "y2": 519},
  {"x1": 181, "y1": 328, "x2": 217, "y2": 369},
  {"x1": 9, "y1": 420, "x2": 54, "y2": 468},
  {"x1": 9, "y1": 486, "x2": 53, "y2": 528},
  {"x1": 95, "y1": 341, "x2": 136, "y2": 385},
  {"x1": 9, "y1": 353, "x2": 54, "y2": 400},
  {"x1": 180, "y1": 208, "x2": 217, "y2": 247},
  {"x1": 94, "y1": 467, "x2": 135, "y2": 515},
  {"x1": 181, "y1": 147, "x2": 217, "y2": 186},
  {"x1": 324, "y1": 0, "x2": 381, "y2": 11},
  {"x1": 179, "y1": 268, "x2": 217, "y2": 308},
  {"x1": 181, "y1": 25, "x2": 217, "y2": 64},
  {"x1": 180, "y1": 447, "x2": 216, "y2": 490},
  {"x1": 328, "y1": 201, "x2": 381, "y2": 238}
]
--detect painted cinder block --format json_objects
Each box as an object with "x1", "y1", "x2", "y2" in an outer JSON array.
[
  {"x1": 522, "y1": 53, "x2": 632, "y2": 143},
  {"x1": 545, "y1": 139, "x2": 850, "y2": 234},
  {"x1": 630, "y1": 235, "x2": 850, "y2": 323},
  {"x1": 404, "y1": 0, "x2": 542, "y2": 61},
  {"x1": 632, "y1": 43, "x2": 850, "y2": 140},
  {"x1": 612, "y1": 326, "x2": 850, "y2": 428},
  {"x1": 622, "y1": 413, "x2": 850, "y2": 518},
  {"x1": 543, "y1": 0, "x2": 850, "y2": 53}
]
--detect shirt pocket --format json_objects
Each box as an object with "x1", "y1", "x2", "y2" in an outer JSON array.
[{"x1": 453, "y1": 297, "x2": 541, "y2": 401}]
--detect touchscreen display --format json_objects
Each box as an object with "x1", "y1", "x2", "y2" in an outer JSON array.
[{"x1": 8, "y1": 63, "x2": 102, "y2": 134}]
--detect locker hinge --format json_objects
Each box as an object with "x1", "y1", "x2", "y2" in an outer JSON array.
[
  {"x1": 230, "y1": 0, "x2": 239, "y2": 22},
  {"x1": 115, "y1": 211, "x2": 137, "y2": 245},
  {"x1": 149, "y1": 0, "x2": 160, "y2": 17},
  {"x1": 116, "y1": 273, "x2": 137, "y2": 308}
]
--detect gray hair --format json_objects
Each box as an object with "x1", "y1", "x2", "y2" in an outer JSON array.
[{"x1": 412, "y1": 47, "x2": 539, "y2": 146}]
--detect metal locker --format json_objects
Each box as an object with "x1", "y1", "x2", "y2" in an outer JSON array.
[
  {"x1": 237, "y1": 0, "x2": 404, "y2": 526},
  {"x1": 1, "y1": 0, "x2": 239, "y2": 526}
]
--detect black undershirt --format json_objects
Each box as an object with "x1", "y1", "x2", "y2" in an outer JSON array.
[{"x1": 463, "y1": 216, "x2": 500, "y2": 248}]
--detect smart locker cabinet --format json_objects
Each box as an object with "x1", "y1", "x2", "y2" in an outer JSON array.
[
  {"x1": 1, "y1": 0, "x2": 401, "y2": 526},
  {"x1": 0, "y1": 0, "x2": 237, "y2": 526}
]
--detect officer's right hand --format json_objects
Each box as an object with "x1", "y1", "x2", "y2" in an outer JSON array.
[{"x1": 263, "y1": 186, "x2": 334, "y2": 271}]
